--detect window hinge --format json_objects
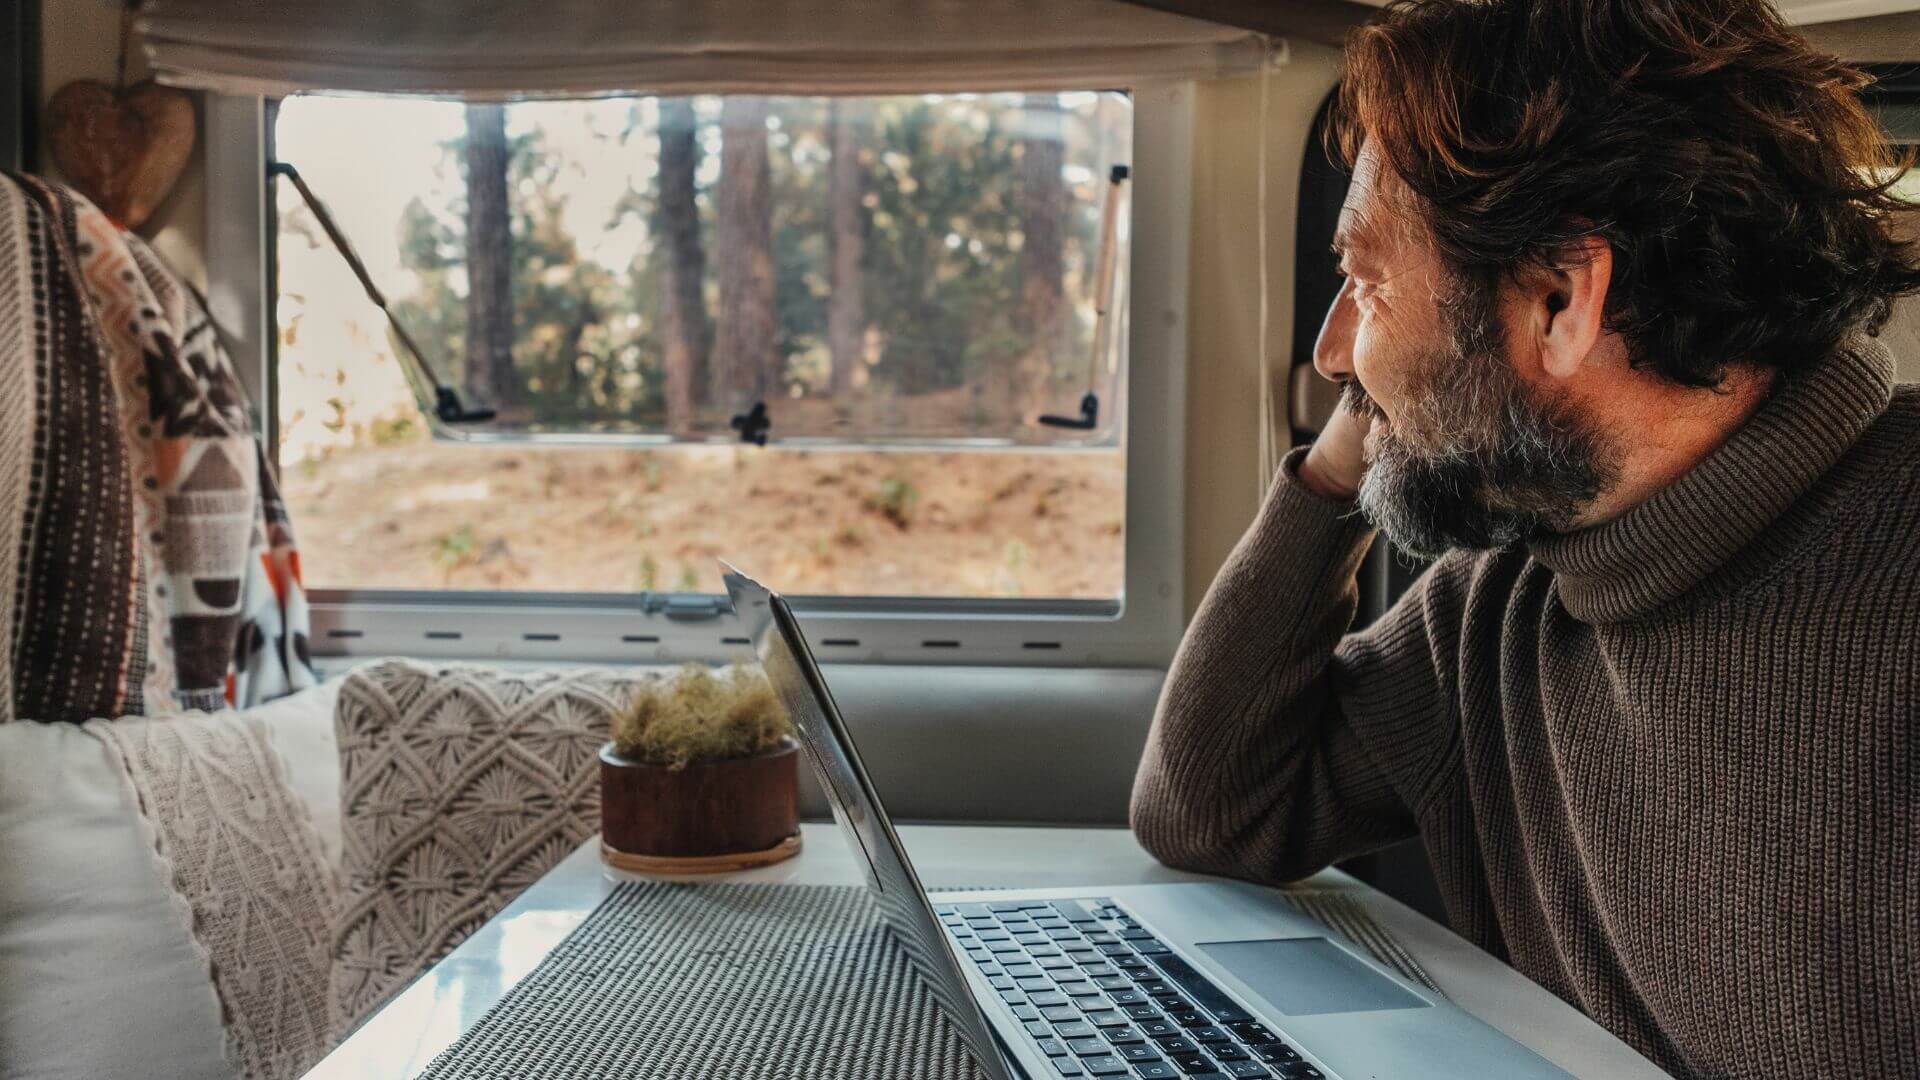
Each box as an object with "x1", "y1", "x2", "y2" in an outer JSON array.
[
  {"x1": 638, "y1": 591, "x2": 731, "y2": 620},
  {"x1": 1039, "y1": 391, "x2": 1099, "y2": 431}
]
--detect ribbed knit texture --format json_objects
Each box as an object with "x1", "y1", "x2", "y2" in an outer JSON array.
[{"x1": 1131, "y1": 341, "x2": 1918, "y2": 1079}]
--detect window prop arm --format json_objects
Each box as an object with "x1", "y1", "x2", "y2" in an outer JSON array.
[
  {"x1": 1039, "y1": 163, "x2": 1129, "y2": 432},
  {"x1": 269, "y1": 161, "x2": 497, "y2": 425}
]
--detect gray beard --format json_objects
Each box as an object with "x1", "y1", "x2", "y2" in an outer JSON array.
[
  {"x1": 1342, "y1": 293, "x2": 1616, "y2": 561},
  {"x1": 1354, "y1": 398, "x2": 1604, "y2": 560}
]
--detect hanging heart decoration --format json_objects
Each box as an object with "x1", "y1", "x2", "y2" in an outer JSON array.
[
  {"x1": 45, "y1": 78, "x2": 196, "y2": 230},
  {"x1": 43, "y1": 2, "x2": 195, "y2": 231}
]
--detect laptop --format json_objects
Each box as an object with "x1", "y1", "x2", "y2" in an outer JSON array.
[{"x1": 724, "y1": 566, "x2": 1570, "y2": 1080}]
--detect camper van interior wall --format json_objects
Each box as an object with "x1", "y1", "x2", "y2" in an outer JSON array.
[{"x1": 599, "y1": 663, "x2": 802, "y2": 873}]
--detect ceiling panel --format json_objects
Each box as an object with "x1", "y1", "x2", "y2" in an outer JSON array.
[
  {"x1": 1117, "y1": 0, "x2": 1920, "y2": 63},
  {"x1": 1342, "y1": 0, "x2": 1920, "y2": 25},
  {"x1": 1773, "y1": 0, "x2": 1920, "y2": 24}
]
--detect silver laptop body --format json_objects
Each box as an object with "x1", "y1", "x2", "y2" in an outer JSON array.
[{"x1": 725, "y1": 566, "x2": 1570, "y2": 1080}]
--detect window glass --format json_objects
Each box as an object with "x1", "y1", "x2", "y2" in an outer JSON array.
[{"x1": 273, "y1": 92, "x2": 1129, "y2": 599}]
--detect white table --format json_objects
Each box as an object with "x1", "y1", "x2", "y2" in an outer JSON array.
[{"x1": 306, "y1": 824, "x2": 1668, "y2": 1079}]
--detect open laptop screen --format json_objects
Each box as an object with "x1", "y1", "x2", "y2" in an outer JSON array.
[{"x1": 724, "y1": 566, "x2": 1019, "y2": 1080}]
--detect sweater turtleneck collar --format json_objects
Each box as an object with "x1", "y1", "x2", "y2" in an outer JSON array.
[{"x1": 1527, "y1": 339, "x2": 1894, "y2": 624}]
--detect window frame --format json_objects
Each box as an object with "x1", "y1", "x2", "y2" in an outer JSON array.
[{"x1": 207, "y1": 83, "x2": 1193, "y2": 669}]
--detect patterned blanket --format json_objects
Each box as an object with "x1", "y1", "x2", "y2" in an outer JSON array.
[{"x1": 0, "y1": 172, "x2": 316, "y2": 722}]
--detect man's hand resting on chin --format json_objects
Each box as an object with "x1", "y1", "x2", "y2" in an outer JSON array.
[{"x1": 1298, "y1": 400, "x2": 1368, "y2": 503}]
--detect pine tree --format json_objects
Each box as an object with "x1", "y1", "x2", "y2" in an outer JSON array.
[
  {"x1": 713, "y1": 96, "x2": 778, "y2": 413},
  {"x1": 656, "y1": 98, "x2": 709, "y2": 432},
  {"x1": 462, "y1": 103, "x2": 516, "y2": 410}
]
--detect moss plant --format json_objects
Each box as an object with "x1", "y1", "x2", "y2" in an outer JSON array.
[{"x1": 610, "y1": 663, "x2": 792, "y2": 770}]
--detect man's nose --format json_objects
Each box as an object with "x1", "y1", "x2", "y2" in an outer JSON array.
[{"x1": 1313, "y1": 277, "x2": 1357, "y2": 383}]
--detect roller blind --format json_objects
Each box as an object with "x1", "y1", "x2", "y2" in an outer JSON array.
[{"x1": 138, "y1": 0, "x2": 1270, "y2": 98}]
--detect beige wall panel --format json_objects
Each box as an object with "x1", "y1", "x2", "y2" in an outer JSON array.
[
  {"x1": 1881, "y1": 296, "x2": 1920, "y2": 383},
  {"x1": 1802, "y1": 12, "x2": 1920, "y2": 62},
  {"x1": 1180, "y1": 41, "x2": 1342, "y2": 621}
]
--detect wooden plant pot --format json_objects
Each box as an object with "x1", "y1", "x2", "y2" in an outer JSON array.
[{"x1": 599, "y1": 737, "x2": 802, "y2": 874}]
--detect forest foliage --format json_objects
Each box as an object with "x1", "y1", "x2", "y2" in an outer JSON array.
[{"x1": 388, "y1": 93, "x2": 1130, "y2": 442}]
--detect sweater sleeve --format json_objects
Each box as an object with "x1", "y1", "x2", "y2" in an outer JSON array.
[{"x1": 1130, "y1": 446, "x2": 1460, "y2": 884}]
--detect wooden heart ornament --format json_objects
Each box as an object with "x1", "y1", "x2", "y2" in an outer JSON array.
[{"x1": 45, "y1": 79, "x2": 196, "y2": 230}]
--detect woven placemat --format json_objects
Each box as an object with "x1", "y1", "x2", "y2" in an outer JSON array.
[
  {"x1": 418, "y1": 882, "x2": 1440, "y2": 1079},
  {"x1": 418, "y1": 882, "x2": 987, "y2": 1080}
]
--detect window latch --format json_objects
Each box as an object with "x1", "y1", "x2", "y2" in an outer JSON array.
[
  {"x1": 638, "y1": 591, "x2": 730, "y2": 620},
  {"x1": 730, "y1": 402, "x2": 771, "y2": 446}
]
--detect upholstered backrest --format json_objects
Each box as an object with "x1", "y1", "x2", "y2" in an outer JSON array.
[{"x1": 328, "y1": 660, "x2": 651, "y2": 1035}]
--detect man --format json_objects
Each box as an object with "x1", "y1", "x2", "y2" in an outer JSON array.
[{"x1": 1130, "y1": 1, "x2": 1920, "y2": 1077}]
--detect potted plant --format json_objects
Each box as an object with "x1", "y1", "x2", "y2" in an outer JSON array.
[{"x1": 599, "y1": 663, "x2": 802, "y2": 873}]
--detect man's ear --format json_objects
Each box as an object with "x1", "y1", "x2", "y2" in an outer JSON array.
[{"x1": 1534, "y1": 235, "x2": 1612, "y2": 381}]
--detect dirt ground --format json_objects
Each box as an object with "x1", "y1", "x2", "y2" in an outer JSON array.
[{"x1": 283, "y1": 441, "x2": 1127, "y2": 599}]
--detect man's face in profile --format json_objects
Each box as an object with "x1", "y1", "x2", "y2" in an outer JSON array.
[{"x1": 1319, "y1": 143, "x2": 1615, "y2": 558}]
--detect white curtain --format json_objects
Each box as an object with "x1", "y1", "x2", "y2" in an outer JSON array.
[{"x1": 139, "y1": 0, "x2": 1268, "y2": 97}]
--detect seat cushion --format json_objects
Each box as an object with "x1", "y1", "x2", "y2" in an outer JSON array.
[
  {"x1": 328, "y1": 661, "x2": 649, "y2": 1035},
  {"x1": 0, "y1": 704, "x2": 336, "y2": 1080}
]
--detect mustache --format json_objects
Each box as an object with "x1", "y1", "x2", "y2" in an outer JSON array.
[{"x1": 1341, "y1": 378, "x2": 1385, "y2": 421}]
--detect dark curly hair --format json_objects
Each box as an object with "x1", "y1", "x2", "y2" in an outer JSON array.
[{"x1": 1331, "y1": 0, "x2": 1920, "y2": 386}]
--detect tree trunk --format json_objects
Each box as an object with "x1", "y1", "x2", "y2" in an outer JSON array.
[
  {"x1": 657, "y1": 98, "x2": 709, "y2": 433},
  {"x1": 561, "y1": 297, "x2": 597, "y2": 404},
  {"x1": 826, "y1": 101, "x2": 866, "y2": 400},
  {"x1": 713, "y1": 97, "x2": 778, "y2": 414},
  {"x1": 1015, "y1": 94, "x2": 1067, "y2": 432},
  {"x1": 463, "y1": 103, "x2": 516, "y2": 410}
]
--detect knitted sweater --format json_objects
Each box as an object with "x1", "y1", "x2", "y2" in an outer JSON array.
[{"x1": 1130, "y1": 341, "x2": 1918, "y2": 1079}]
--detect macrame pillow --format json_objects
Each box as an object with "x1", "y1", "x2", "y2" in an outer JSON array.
[
  {"x1": 328, "y1": 660, "x2": 650, "y2": 1036},
  {"x1": 0, "y1": 696, "x2": 338, "y2": 1080}
]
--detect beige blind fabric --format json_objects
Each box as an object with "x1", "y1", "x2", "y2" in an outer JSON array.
[{"x1": 138, "y1": 0, "x2": 1268, "y2": 97}]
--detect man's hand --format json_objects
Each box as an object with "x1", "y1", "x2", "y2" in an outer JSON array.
[{"x1": 1298, "y1": 400, "x2": 1369, "y2": 502}]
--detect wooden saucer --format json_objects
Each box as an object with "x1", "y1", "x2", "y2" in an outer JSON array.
[{"x1": 601, "y1": 832, "x2": 803, "y2": 876}]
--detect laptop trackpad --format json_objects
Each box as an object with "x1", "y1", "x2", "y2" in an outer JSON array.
[{"x1": 1196, "y1": 938, "x2": 1431, "y2": 1016}]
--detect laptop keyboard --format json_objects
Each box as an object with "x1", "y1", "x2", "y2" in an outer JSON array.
[{"x1": 934, "y1": 898, "x2": 1327, "y2": 1079}]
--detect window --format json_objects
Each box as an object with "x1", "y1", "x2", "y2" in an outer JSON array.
[
  {"x1": 273, "y1": 92, "x2": 1131, "y2": 601},
  {"x1": 216, "y1": 82, "x2": 1189, "y2": 666}
]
